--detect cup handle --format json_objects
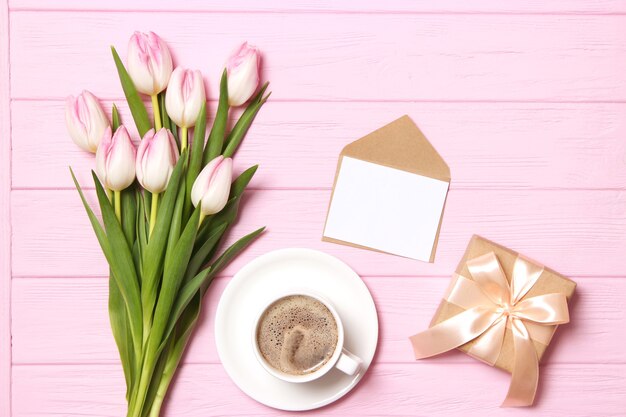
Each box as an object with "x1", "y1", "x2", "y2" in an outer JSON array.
[{"x1": 334, "y1": 348, "x2": 362, "y2": 376}]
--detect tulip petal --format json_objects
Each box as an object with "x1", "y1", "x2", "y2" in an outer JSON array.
[
  {"x1": 127, "y1": 31, "x2": 173, "y2": 95},
  {"x1": 184, "y1": 71, "x2": 206, "y2": 127},
  {"x1": 95, "y1": 126, "x2": 113, "y2": 186},
  {"x1": 191, "y1": 156, "x2": 223, "y2": 208},
  {"x1": 65, "y1": 96, "x2": 89, "y2": 151},
  {"x1": 200, "y1": 158, "x2": 232, "y2": 215},
  {"x1": 165, "y1": 67, "x2": 205, "y2": 128},
  {"x1": 105, "y1": 126, "x2": 136, "y2": 191},
  {"x1": 137, "y1": 128, "x2": 178, "y2": 193},
  {"x1": 65, "y1": 91, "x2": 109, "y2": 153},
  {"x1": 83, "y1": 91, "x2": 109, "y2": 151},
  {"x1": 165, "y1": 68, "x2": 185, "y2": 127},
  {"x1": 135, "y1": 128, "x2": 154, "y2": 186},
  {"x1": 128, "y1": 40, "x2": 155, "y2": 94},
  {"x1": 226, "y1": 43, "x2": 260, "y2": 107}
]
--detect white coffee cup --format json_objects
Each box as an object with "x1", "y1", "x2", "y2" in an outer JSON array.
[{"x1": 252, "y1": 290, "x2": 362, "y2": 383}]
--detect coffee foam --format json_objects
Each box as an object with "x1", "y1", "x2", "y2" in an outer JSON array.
[{"x1": 256, "y1": 295, "x2": 338, "y2": 375}]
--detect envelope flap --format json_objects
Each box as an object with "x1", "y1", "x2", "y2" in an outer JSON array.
[{"x1": 342, "y1": 115, "x2": 450, "y2": 182}]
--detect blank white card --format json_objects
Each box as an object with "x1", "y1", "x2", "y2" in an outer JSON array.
[{"x1": 323, "y1": 156, "x2": 449, "y2": 261}]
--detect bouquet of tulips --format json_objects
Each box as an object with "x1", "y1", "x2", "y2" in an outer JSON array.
[{"x1": 65, "y1": 32, "x2": 268, "y2": 416}]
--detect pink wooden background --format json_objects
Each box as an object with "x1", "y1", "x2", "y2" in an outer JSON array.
[{"x1": 2, "y1": 0, "x2": 626, "y2": 415}]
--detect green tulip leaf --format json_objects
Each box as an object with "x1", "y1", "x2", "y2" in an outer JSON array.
[
  {"x1": 165, "y1": 175, "x2": 186, "y2": 269},
  {"x1": 159, "y1": 92, "x2": 179, "y2": 144},
  {"x1": 108, "y1": 276, "x2": 134, "y2": 400},
  {"x1": 158, "y1": 268, "x2": 210, "y2": 353},
  {"x1": 160, "y1": 226, "x2": 265, "y2": 351},
  {"x1": 159, "y1": 206, "x2": 202, "y2": 322},
  {"x1": 211, "y1": 226, "x2": 265, "y2": 276},
  {"x1": 91, "y1": 171, "x2": 143, "y2": 356},
  {"x1": 133, "y1": 181, "x2": 263, "y2": 415},
  {"x1": 121, "y1": 187, "x2": 137, "y2": 248},
  {"x1": 141, "y1": 151, "x2": 187, "y2": 334},
  {"x1": 140, "y1": 336, "x2": 173, "y2": 417},
  {"x1": 112, "y1": 104, "x2": 121, "y2": 131},
  {"x1": 146, "y1": 294, "x2": 199, "y2": 417},
  {"x1": 137, "y1": 207, "x2": 201, "y2": 410},
  {"x1": 194, "y1": 165, "x2": 257, "y2": 247},
  {"x1": 223, "y1": 83, "x2": 270, "y2": 158},
  {"x1": 204, "y1": 69, "x2": 229, "y2": 164},
  {"x1": 70, "y1": 168, "x2": 135, "y2": 399},
  {"x1": 111, "y1": 46, "x2": 151, "y2": 136},
  {"x1": 185, "y1": 222, "x2": 227, "y2": 285},
  {"x1": 136, "y1": 193, "x2": 147, "y2": 274},
  {"x1": 118, "y1": 194, "x2": 140, "y2": 400},
  {"x1": 185, "y1": 102, "x2": 207, "y2": 218},
  {"x1": 230, "y1": 164, "x2": 258, "y2": 198},
  {"x1": 194, "y1": 198, "x2": 240, "y2": 267}
]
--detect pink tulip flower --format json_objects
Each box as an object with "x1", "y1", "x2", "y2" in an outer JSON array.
[
  {"x1": 165, "y1": 67, "x2": 205, "y2": 128},
  {"x1": 135, "y1": 128, "x2": 179, "y2": 194},
  {"x1": 226, "y1": 42, "x2": 261, "y2": 106},
  {"x1": 191, "y1": 156, "x2": 233, "y2": 216},
  {"x1": 95, "y1": 126, "x2": 136, "y2": 191},
  {"x1": 65, "y1": 90, "x2": 110, "y2": 153},
  {"x1": 127, "y1": 31, "x2": 173, "y2": 96}
]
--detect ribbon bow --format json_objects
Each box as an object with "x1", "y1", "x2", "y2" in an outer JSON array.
[{"x1": 409, "y1": 252, "x2": 570, "y2": 407}]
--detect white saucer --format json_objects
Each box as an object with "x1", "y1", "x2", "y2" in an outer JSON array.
[{"x1": 214, "y1": 248, "x2": 379, "y2": 411}]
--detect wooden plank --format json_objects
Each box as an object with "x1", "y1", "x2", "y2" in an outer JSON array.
[
  {"x1": 10, "y1": 276, "x2": 624, "y2": 365},
  {"x1": 12, "y1": 100, "x2": 626, "y2": 190},
  {"x1": 12, "y1": 363, "x2": 626, "y2": 416},
  {"x1": 9, "y1": 0, "x2": 626, "y2": 14},
  {"x1": 0, "y1": 0, "x2": 11, "y2": 413},
  {"x1": 10, "y1": 189, "x2": 626, "y2": 278},
  {"x1": 9, "y1": 12, "x2": 626, "y2": 101}
]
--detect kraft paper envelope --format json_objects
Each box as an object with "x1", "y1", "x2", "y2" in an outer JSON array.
[{"x1": 322, "y1": 115, "x2": 451, "y2": 262}]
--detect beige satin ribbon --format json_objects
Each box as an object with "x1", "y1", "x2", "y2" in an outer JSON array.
[{"x1": 409, "y1": 252, "x2": 570, "y2": 407}]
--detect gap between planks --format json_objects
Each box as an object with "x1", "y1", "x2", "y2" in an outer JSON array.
[
  {"x1": 11, "y1": 97, "x2": 626, "y2": 104},
  {"x1": 9, "y1": 1, "x2": 626, "y2": 16}
]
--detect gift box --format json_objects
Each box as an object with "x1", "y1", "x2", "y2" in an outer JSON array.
[{"x1": 410, "y1": 235, "x2": 576, "y2": 406}]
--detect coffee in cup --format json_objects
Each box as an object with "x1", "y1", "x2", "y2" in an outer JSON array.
[
  {"x1": 256, "y1": 294, "x2": 338, "y2": 375},
  {"x1": 253, "y1": 290, "x2": 362, "y2": 383}
]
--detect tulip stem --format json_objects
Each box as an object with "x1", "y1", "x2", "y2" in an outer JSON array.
[
  {"x1": 114, "y1": 190, "x2": 121, "y2": 222},
  {"x1": 149, "y1": 192, "x2": 159, "y2": 237},
  {"x1": 198, "y1": 212, "x2": 206, "y2": 230},
  {"x1": 151, "y1": 95, "x2": 162, "y2": 130},
  {"x1": 181, "y1": 127, "x2": 188, "y2": 152}
]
